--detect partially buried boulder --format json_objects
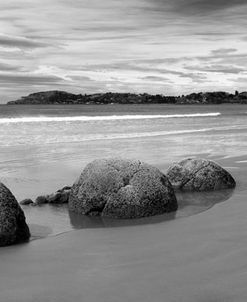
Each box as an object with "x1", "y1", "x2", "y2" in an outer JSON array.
[
  {"x1": 33, "y1": 186, "x2": 71, "y2": 206},
  {"x1": 35, "y1": 195, "x2": 48, "y2": 205},
  {"x1": 167, "y1": 158, "x2": 236, "y2": 191},
  {"x1": 68, "y1": 158, "x2": 177, "y2": 219},
  {"x1": 46, "y1": 186, "x2": 71, "y2": 204},
  {"x1": 20, "y1": 198, "x2": 34, "y2": 205},
  {"x1": 0, "y1": 182, "x2": 30, "y2": 246}
]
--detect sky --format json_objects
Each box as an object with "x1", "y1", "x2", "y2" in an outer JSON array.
[{"x1": 0, "y1": 0, "x2": 247, "y2": 103}]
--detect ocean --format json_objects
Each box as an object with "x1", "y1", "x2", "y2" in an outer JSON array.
[
  {"x1": 0, "y1": 103, "x2": 247, "y2": 301},
  {"x1": 1, "y1": 104, "x2": 246, "y2": 200}
]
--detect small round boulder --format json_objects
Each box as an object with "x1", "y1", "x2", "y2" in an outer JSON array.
[
  {"x1": 35, "y1": 195, "x2": 48, "y2": 205},
  {"x1": 20, "y1": 198, "x2": 34, "y2": 205},
  {"x1": 69, "y1": 158, "x2": 177, "y2": 219},
  {"x1": 0, "y1": 182, "x2": 30, "y2": 246},
  {"x1": 167, "y1": 158, "x2": 236, "y2": 191}
]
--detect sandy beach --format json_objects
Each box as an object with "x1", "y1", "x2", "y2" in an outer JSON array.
[
  {"x1": 0, "y1": 104, "x2": 247, "y2": 301},
  {"x1": 0, "y1": 154, "x2": 246, "y2": 302}
]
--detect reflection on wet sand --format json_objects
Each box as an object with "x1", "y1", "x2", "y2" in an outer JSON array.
[
  {"x1": 175, "y1": 188, "x2": 234, "y2": 218},
  {"x1": 69, "y1": 188, "x2": 235, "y2": 229},
  {"x1": 69, "y1": 210, "x2": 176, "y2": 229}
]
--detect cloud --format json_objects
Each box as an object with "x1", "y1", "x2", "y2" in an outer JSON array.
[
  {"x1": 0, "y1": 62, "x2": 21, "y2": 71},
  {"x1": 211, "y1": 48, "x2": 238, "y2": 55},
  {"x1": 0, "y1": 0, "x2": 247, "y2": 102},
  {"x1": 230, "y1": 76, "x2": 247, "y2": 83},
  {"x1": 0, "y1": 34, "x2": 49, "y2": 49},
  {"x1": 185, "y1": 65, "x2": 245, "y2": 74},
  {"x1": 141, "y1": 76, "x2": 171, "y2": 82},
  {"x1": 0, "y1": 73, "x2": 63, "y2": 85},
  {"x1": 154, "y1": 0, "x2": 247, "y2": 15}
]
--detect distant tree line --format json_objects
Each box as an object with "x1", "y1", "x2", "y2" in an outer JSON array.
[{"x1": 7, "y1": 90, "x2": 247, "y2": 105}]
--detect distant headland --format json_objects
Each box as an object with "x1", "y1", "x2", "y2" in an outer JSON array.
[{"x1": 7, "y1": 90, "x2": 247, "y2": 105}]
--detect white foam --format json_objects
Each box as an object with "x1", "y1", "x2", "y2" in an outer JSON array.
[
  {"x1": 0, "y1": 112, "x2": 221, "y2": 124},
  {"x1": 0, "y1": 124, "x2": 241, "y2": 146},
  {"x1": 71, "y1": 125, "x2": 238, "y2": 142},
  {"x1": 236, "y1": 160, "x2": 247, "y2": 163}
]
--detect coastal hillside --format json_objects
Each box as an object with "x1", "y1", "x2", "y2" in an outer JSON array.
[{"x1": 7, "y1": 90, "x2": 247, "y2": 105}]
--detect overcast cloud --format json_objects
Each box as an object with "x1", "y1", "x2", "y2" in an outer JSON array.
[{"x1": 0, "y1": 0, "x2": 247, "y2": 103}]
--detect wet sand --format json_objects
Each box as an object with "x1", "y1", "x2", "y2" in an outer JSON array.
[{"x1": 0, "y1": 156, "x2": 247, "y2": 302}]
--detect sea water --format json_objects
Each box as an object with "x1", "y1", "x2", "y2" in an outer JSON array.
[
  {"x1": 0, "y1": 104, "x2": 246, "y2": 199},
  {"x1": 0, "y1": 103, "x2": 246, "y2": 233}
]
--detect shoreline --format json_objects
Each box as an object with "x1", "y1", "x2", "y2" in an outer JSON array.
[
  {"x1": 5, "y1": 102, "x2": 247, "y2": 105},
  {"x1": 5, "y1": 102, "x2": 247, "y2": 106},
  {"x1": 22, "y1": 153, "x2": 246, "y2": 242},
  {"x1": 26, "y1": 186, "x2": 236, "y2": 241}
]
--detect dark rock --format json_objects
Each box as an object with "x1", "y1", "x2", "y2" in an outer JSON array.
[
  {"x1": 68, "y1": 158, "x2": 177, "y2": 219},
  {"x1": 59, "y1": 190, "x2": 70, "y2": 203},
  {"x1": 167, "y1": 158, "x2": 236, "y2": 191},
  {"x1": 57, "y1": 186, "x2": 71, "y2": 192},
  {"x1": 46, "y1": 189, "x2": 70, "y2": 204},
  {"x1": 34, "y1": 187, "x2": 71, "y2": 206},
  {"x1": 0, "y1": 182, "x2": 30, "y2": 246},
  {"x1": 20, "y1": 198, "x2": 34, "y2": 205},
  {"x1": 35, "y1": 195, "x2": 48, "y2": 205},
  {"x1": 46, "y1": 192, "x2": 62, "y2": 203}
]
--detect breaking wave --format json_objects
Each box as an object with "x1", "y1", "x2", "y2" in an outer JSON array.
[
  {"x1": 0, "y1": 112, "x2": 221, "y2": 124},
  {"x1": 2, "y1": 125, "x2": 240, "y2": 147},
  {"x1": 62, "y1": 126, "x2": 234, "y2": 142}
]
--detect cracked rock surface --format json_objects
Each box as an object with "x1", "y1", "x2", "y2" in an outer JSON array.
[
  {"x1": 68, "y1": 158, "x2": 177, "y2": 219},
  {"x1": 167, "y1": 158, "x2": 236, "y2": 191},
  {"x1": 0, "y1": 182, "x2": 30, "y2": 246}
]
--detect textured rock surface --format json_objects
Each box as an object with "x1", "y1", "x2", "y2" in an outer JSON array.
[
  {"x1": 0, "y1": 182, "x2": 30, "y2": 246},
  {"x1": 167, "y1": 158, "x2": 236, "y2": 191},
  {"x1": 46, "y1": 187, "x2": 71, "y2": 204},
  {"x1": 35, "y1": 195, "x2": 48, "y2": 205},
  {"x1": 20, "y1": 198, "x2": 34, "y2": 205},
  {"x1": 32, "y1": 187, "x2": 71, "y2": 206},
  {"x1": 69, "y1": 158, "x2": 177, "y2": 219}
]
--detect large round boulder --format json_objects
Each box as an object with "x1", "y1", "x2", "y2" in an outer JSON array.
[
  {"x1": 0, "y1": 182, "x2": 30, "y2": 246},
  {"x1": 69, "y1": 158, "x2": 177, "y2": 219},
  {"x1": 167, "y1": 158, "x2": 236, "y2": 191}
]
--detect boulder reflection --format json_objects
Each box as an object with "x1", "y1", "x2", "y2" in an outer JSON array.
[
  {"x1": 69, "y1": 188, "x2": 234, "y2": 229},
  {"x1": 69, "y1": 210, "x2": 176, "y2": 229},
  {"x1": 175, "y1": 188, "x2": 234, "y2": 218}
]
